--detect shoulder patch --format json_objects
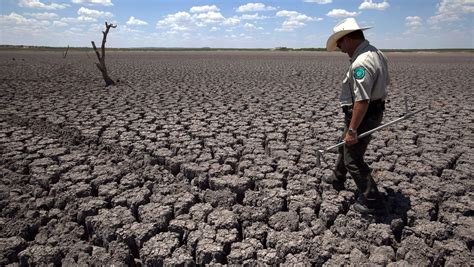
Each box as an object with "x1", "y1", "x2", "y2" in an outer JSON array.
[{"x1": 353, "y1": 67, "x2": 366, "y2": 79}]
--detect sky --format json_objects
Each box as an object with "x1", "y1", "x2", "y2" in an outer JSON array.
[{"x1": 0, "y1": 0, "x2": 473, "y2": 49}]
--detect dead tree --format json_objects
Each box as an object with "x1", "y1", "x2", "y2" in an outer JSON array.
[
  {"x1": 91, "y1": 22, "x2": 117, "y2": 86},
  {"x1": 62, "y1": 45, "x2": 69, "y2": 58}
]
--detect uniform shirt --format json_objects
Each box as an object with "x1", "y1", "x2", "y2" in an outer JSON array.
[{"x1": 340, "y1": 40, "x2": 389, "y2": 107}]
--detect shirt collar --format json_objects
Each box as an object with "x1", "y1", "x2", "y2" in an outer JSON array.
[{"x1": 350, "y1": 40, "x2": 370, "y2": 63}]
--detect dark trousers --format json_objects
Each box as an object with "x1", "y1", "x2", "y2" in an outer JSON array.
[{"x1": 334, "y1": 110, "x2": 383, "y2": 201}]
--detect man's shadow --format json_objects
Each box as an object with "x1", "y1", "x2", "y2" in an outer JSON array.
[{"x1": 368, "y1": 187, "x2": 411, "y2": 242}]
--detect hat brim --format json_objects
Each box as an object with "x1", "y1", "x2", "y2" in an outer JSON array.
[{"x1": 326, "y1": 27, "x2": 372, "y2": 52}]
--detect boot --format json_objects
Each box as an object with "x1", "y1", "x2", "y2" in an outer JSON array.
[{"x1": 353, "y1": 194, "x2": 388, "y2": 215}]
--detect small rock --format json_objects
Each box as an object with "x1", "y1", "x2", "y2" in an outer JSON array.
[
  {"x1": 227, "y1": 238, "x2": 263, "y2": 264},
  {"x1": 268, "y1": 211, "x2": 299, "y2": 231},
  {"x1": 141, "y1": 232, "x2": 180, "y2": 266},
  {"x1": 85, "y1": 206, "x2": 135, "y2": 247},
  {"x1": 138, "y1": 203, "x2": 173, "y2": 230},
  {"x1": 195, "y1": 238, "x2": 225, "y2": 264},
  {"x1": 117, "y1": 222, "x2": 159, "y2": 249},
  {"x1": 207, "y1": 209, "x2": 238, "y2": 229},
  {"x1": 0, "y1": 236, "x2": 27, "y2": 265},
  {"x1": 256, "y1": 248, "x2": 282, "y2": 265},
  {"x1": 18, "y1": 245, "x2": 62, "y2": 266},
  {"x1": 369, "y1": 246, "x2": 395, "y2": 265},
  {"x1": 189, "y1": 202, "x2": 213, "y2": 222}
]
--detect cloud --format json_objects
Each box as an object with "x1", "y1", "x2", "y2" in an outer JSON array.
[
  {"x1": 0, "y1": 12, "x2": 36, "y2": 25},
  {"x1": 52, "y1": 20, "x2": 68, "y2": 27},
  {"x1": 244, "y1": 22, "x2": 263, "y2": 30},
  {"x1": 406, "y1": 16, "x2": 422, "y2": 27},
  {"x1": 116, "y1": 25, "x2": 144, "y2": 34},
  {"x1": 127, "y1": 16, "x2": 148, "y2": 26},
  {"x1": 77, "y1": 7, "x2": 113, "y2": 19},
  {"x1": 157, "y1": 10, "x2": 238, "y2": 31},
  {"x1": 359, "y1": 0, "x2": 390, "y2": 10},
  {"x1": 222, "y1": 17, "x2": 240, "y2": 26},
  {"x1": 236, "y1": 3, "x2": 276, "y2": 13},
  {"x1": 18, "y1": 0, "x2": 69, "y2": 10},
  {"x1": 240, "y1": 13, "x2": 269, "y2": 20},
  {"x1": 326, "y1": 9, "x2": 361, "y2": 18},
  {"x1": 404, "y1": 16, "x2": 424, "y2": 35},
  {"x1": 428, "y1": 0, "x2": 474, "y2": 24},
  {"x1": 24, "y1": 12, "x2": 58, "y2": 20},
  {"x1": 59, "y1": 16, "x2": 96, "y2": 24},
  {"x1": 195, "y1": 11, "x2": 225, "y2": 24},
  {"x1": 276, "y1": 10, "x2": 321, "y2": 31},
  {"x1": 303, "y1": 0, "x2": 332, "y2": 4},
  {"x1": 157, "y1": 12, "x2": 194, "y2": 31},
  {"x1": 190, "y1": 5, "x2": 220, "y2": 13},
  {"x1": 46, "y1": 7, "x2": 112, "y2": 26},
  {"x1": 71, "y1": 0, "x2": 113, "y2": 6},
  {"x1": 0, "y1": 12, "x2": 51, "y2": 30}
]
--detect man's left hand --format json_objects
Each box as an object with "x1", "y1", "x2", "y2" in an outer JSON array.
[{"x1": 344, "y1": 132, "x2": 358, "y2": 145}]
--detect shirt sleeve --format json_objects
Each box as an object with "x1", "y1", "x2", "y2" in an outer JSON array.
[{"x1": 351, "y1": 63, "x2": 376, "y2": 102}]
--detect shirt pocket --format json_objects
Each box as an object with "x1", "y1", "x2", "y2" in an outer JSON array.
[{"x1": 340, "y1": 73, "x2": 353, "y2": 105}]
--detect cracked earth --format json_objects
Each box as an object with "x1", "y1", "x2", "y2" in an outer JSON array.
[{"x1": 0, "y1": 51, "x2": 472, "y2": 266}]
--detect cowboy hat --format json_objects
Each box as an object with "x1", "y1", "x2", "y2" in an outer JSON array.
[{"x1": 326, "y1": 18, "x2": 372, "y2": 52}]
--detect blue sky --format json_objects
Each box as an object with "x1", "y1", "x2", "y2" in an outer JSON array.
[{"x1": 1, "y1": 0, "x2": 473, "y2": 49}]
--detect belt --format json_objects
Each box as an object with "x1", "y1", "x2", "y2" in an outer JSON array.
[{"x1": 342, "y1": 99, "x2": 385, "y2": 115}]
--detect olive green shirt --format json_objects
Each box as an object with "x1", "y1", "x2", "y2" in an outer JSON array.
[{"x1": 340, "y1": 40, "x2": 389, "y2": 107}]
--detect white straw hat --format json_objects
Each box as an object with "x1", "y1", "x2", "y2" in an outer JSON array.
[{"x1": 326, "y1": 18, "x2": 372, "y2": 52}]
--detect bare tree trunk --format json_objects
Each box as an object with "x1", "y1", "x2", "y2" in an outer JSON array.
[
  {"x1": 91, "y1": 22, "x2": 117, "y2": 87},
  {"x1": 63, "y1": 45, "x2": 69, "y2": 59}
]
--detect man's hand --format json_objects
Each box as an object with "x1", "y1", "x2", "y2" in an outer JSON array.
[
  {"x1": 345, "y1": 100, "x2": 369, "y2": 145},
  {"x1": 344, "y1": 131, "x2": 358, "y2": 145}
]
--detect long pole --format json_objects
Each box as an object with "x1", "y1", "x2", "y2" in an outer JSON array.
[{"x1": 319, "y1": 106, "x2": 427, "y2": 153}]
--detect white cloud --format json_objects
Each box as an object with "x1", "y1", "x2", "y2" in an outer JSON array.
[
  {"x1": 244, "y1": 22, "x2": 263, "y2": 30},
  {"x1": 326, "y1": 9, "x2": 360, "y2": 18},
  {"x1": 277, "y1": 10, "x2": 299, "y2": 17},
  {"x1": 276, "y1": 10, "x2": 321, "y2": 31},
  {"x1": 223, "y1": 17, "x2": 241, "y2": 26},
  {"x1": 428, "y1": 0, "x2": 474, "y2": 24},
  {"x1": 0, "y1": 12, "x2": 36, "y2": 25},
  {"x1": 359, "y1": 0, "x2": 390, "y2": 10},
  {"x1": 52, "y1": 7, "x2": 113, "y2": 25},
  {"x1": 77, "y1": 7, "x2": 113, "y2": 19},
  {"x1": 60, "y1": 16, "x2": 96, "y2": 24},
  {"x1": 404, "y1": 16, "x2": 425, "y2": 35},
  {"x1": 18, "y1": 0, "x2": 69, "y2": 10},
  {"x1": 71, "y1": 0, "x2": 113, "y2": 6},
  {"x1": 236, "y1": 3, "x2": 276, "y2": 13},
  {"x1": 240, "y1": 13, "x2": 269, "y2": 20},
  {"x1": 195, "y1": 11, "x2": 225, "y2": 24},
  {"x1": 190, "y1": 5, "x2": 220, "y2": 13},
  {"x1": 116, "y1": 25, "x2": 144, "y2": 34},
  {"x1": 0, "y1": 12, "x2": 51, "y2": 32},
  {"x1": 52, "y1": 20, "x2": 68, "y2": 27},
  {"x1": 24, "y1": 12, "x2": 58, "y2": 20},
  {"x1": 303, "y1": 0, "x2": 332, "y2": 4},
  {"x1": 156, "y1": 12, "x2": 195, "y2": 31},
  {"x1": 157, "y1": 11, "x2": 238, "y2": 31},
  {"x1": 406, "y1": 16, "x2": 423, "y2": 27},
  {"x1": 127, "y1": 16, "x2": 148, "y2": 26}
]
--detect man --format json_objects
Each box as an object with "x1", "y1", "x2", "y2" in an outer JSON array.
[{"x1": 323, "y1": 18, "x2": 389, "y2": 214}]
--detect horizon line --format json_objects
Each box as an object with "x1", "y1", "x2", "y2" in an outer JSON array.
[{"x1": 1, "y1": 44, "x2": 473, "y2": 52}]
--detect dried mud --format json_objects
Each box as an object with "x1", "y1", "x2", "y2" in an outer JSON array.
[{"x1": 0, "y1": 51, "x2": 472, "y2": 266}]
